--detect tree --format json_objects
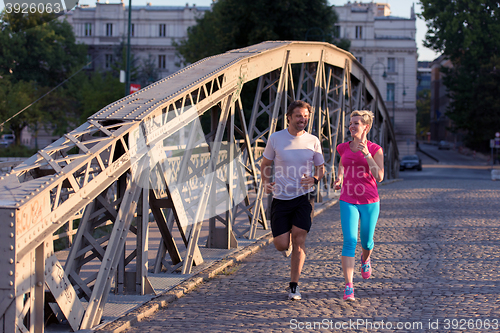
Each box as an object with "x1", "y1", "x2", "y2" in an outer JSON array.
[
  {"x1": 0, "y1": 11, "x2": 93, "y2": 147},
  {"x1": 420, "y1": 0, "x2": 500, "y2": 150},
  {"x1": 138, "y1": 54, "x2": 160, "y2": 88},
  {"x1": 78, "y1": 71, "x2": 125, "y2": 121},
  {"x1": 175, "y1": 0, "x2": 350, "y2": 65},
  {"x1": 0, "y1": 76, "x2": 41, "y2": 145},
  {"x1": 1, "y1": 12, "x2": 87, "y2": 87},
  {"x1": 416, "y1": 89, "x2": 430, "y2": 141}
]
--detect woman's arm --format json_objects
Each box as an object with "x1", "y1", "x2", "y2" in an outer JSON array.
[
  {"x1": 334, "y1": 160, "x2": 344, "y2": 190},
  {"x1": 366, "y1": 149, "x2": 384, "y2": 182}
]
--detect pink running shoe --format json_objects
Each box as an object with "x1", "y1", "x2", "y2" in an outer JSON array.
[
  {"x1": 343, "y1": 283, "x2": 355, "y2": 301},
  {"x1": 360, "y1": 254, "x2": 372, "y2": 279}
]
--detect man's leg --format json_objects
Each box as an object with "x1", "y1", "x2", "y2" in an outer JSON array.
[
  {"x1": 273, "y1": 231, "x2": 291, "y2": 251},
  {"x1": 290, "y1": 225, "x2": 307, "y2": 283}
]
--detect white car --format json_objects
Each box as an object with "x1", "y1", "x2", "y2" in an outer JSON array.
[{"x1": 0, "y1": 134, "x2": 15, "y2": 148}]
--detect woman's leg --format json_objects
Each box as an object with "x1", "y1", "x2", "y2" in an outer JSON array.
[
  {"x1": 339, "y1": 201, "x2": 360, "y2": 284},
  {"x1": 359, "y1": 201, "x2": 380, "y2": 261}
]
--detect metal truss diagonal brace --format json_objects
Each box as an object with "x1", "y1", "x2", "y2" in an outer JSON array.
[{"x1": 79, "y1": 176, "x2": 143, "y2": 329}]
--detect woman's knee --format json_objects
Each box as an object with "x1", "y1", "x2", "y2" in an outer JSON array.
[{"x1": 342, "y1": 238, "x2": 357, "y2": 257}]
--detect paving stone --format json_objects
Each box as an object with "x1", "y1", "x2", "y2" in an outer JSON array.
[{"x1": 120, "y1": 177, "x2": 500, "y2": 332}]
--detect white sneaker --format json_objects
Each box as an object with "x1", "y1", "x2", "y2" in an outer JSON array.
[
  {"x1": 288, "y1": 286, "x2": 301, "y2": 300},
  {"x1": 281, "y1": 243, "x2": 292, "y2": 258}
]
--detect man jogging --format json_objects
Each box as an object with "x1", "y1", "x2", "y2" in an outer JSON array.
[{"x1": 260, "y1": 100, "x2": 325, "y2": 300}]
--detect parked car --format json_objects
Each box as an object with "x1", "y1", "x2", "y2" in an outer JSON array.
[
  {"x1": 438, "y1": 140, "x2": 451, "y2": 150},
  {"x1": 0, "y1": 134, "x2": 15, "y2": 148},
  {"x1": 400, "y1": 155, "x2": 422, "y2": 171}
]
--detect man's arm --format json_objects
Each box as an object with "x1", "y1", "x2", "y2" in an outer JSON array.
[
  {"x1": 301, "y1": 164, "x2": 325, "y2": 189},
  {"x1": 260, "y1": 156, "x2": 275, "y2": 194},
  {"x1": 314, "y1": 164, "x2": 325, "y2": 183}
]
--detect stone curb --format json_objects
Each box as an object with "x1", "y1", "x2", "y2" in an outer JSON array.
[
  {"x1": 94, "y1": 180, "x2": 401, "y2": 332},
  {"x1": 95, "y1": 235, "x2": 274, "y2": 333},
  {"x1": 379, "y1": 178, "x2": 403, "y2": 186},
  {"x1": 417, "y1": 146, "x2": 440, "y2": 162}
]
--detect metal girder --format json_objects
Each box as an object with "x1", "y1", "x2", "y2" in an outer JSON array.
[{"x1": 0, "y1": 41, "x2": 399, "y2": 332}]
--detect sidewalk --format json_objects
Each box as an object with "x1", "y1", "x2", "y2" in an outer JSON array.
[{"x1": 117, "y1": 176, "x2": 500, "y2": 333}]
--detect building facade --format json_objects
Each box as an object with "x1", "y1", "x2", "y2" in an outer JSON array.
[
  {"x1": 63, "y1": 2, "x2": 209, "y2": 80},
  {"x1": 333, "y1": 1, "x2": 418, "y2": 155}
]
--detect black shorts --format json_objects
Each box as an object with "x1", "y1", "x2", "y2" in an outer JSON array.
[{"x1": 270, "y1": 193, "x2": 315, "y2": 237}]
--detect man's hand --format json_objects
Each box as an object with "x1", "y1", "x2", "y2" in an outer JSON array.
[
  {"x1": 300, "y1": 174, "x2": 316, "y2": 190},
  {"x1": 264, "y1": 181, "x2": 275, "y2": 194}
]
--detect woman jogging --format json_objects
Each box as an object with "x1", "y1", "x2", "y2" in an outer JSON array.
[{"x1": 334, "y1": 110, "x2": 384, "y2": 301}]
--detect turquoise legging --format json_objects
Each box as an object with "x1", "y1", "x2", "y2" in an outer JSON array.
[{"x1": 340, "y1": 200, "x2": 380, "y2": 257}]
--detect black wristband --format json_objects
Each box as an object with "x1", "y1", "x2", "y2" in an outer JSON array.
[{"x1": 313, "y1": 177, "x2": 319, "y2": 185}]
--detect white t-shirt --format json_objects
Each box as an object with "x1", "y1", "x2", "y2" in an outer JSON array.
[{"x1": 263, "y1": 129, "x2": 324, "y2": 200}]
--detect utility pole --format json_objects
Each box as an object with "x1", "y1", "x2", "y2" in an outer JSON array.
[{"x1": 125, "y1": 0, "x2": 132, "y2": 96}]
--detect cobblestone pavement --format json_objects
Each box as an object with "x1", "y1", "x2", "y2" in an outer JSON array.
[{"x1": 123, "y1": 176, "x2": 500, "y2": 333}]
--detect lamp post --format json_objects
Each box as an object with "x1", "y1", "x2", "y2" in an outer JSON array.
[
  {"x1": 124, "y1": 0, "x2": 132, "y2": 96},
  {"x1": 370, "y1": 61, "x2": 387, "y2": 79}
]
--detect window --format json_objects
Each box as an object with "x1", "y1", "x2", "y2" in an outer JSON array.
[
  {"x1": 159, "y1": 24, "x2": 166, "y2": 37},
  {"x1": 106, "y1": 23, "x2": 113, "y2": 36},
  {"x1": 333, "y1": 25, "x2": 341, "y2": 38},
  {"x1": 386, "y1": 83, "x2": 395, "y2": 102},
  {"x1": 357, "y1": 56, "x2": 363, "y2": 64},
  {"x1": 131, "y1": 23, "x2": 135, "y2": 37},
  {"x1": 85, "y1": 23, "x2": 92, "y2": 36},
  {"x1": 158, "y1": 55, "x2": 166, "y2": 69},
  {"x1": 388, "y1": 57, "x2": 396, "y2": 73},
  {"x1": 85, "y1": 54, "x2": 92, "y2": 69},
  {"x1": 105, "y1": 54, "x2": 113, "y2": 68},
  {"x1": 355, "y1": 26, "x2": 362, "y2": 39}
]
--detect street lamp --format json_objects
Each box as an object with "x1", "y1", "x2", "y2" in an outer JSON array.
[
  {"x1": 124, "y1": 0, "x2": 132, "y2": 96},
  {"x1": 370, "y1": 61, "x2": 387, "y2": 79}
]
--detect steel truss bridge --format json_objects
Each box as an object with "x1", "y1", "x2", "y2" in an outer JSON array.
[{"x1": 0, "y1": 41, "x2": 398, "y2": 332}]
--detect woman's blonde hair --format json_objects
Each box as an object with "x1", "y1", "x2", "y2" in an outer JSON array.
[{"x1": 351, "y1": 110, "x2": 374, "y2": 132}]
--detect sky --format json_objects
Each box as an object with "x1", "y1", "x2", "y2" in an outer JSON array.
[{"x1": 0, "y1": 0, "x2": 440, "y2": 61}]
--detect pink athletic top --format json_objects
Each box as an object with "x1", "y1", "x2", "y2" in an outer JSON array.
[{"x1": 336, "y1": 141, "x2": 382, "y2": 205}]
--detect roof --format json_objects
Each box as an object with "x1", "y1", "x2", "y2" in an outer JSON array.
[
  {"x1": 76, "y1": 5, "x2": 210, "y2": 11},
  {"x1": 375, "y1": 15, "x2": 414, "y2": 20}
]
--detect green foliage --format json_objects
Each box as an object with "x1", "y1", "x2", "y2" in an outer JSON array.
[
  {"x1": 416, "y1": 89, "x2": 430, "y2": 140},
  {"x1": 0, "y1": 11, "x2": 91, "y2": 147},
  {"x1": 138, "y1": 54, "x2": 160, "y2": 88},
  {"x1": 175, "y1": 0, "x2": 349, "y2": 65},
  {"x1": 110, "y1": 40, "x2": 140, "y2": 82},
  {"x1": 0, "y1": 144, "x2": 37, "y2": 157},
  {"x1": 0, "y1": 76, "x2": 41, "y2": 145},
  {"x1": 0, "y1": 11, "x2": 129, "y2": 149},
  {"x1": 1, "y1": 12, "x2": 87, "y2": 87},
  {"x1": 443, "y1": 56, "x2": 500, "y2": 149},
  {"x1": 420, "y1": 0, "x2": 500, "y2": 150},
  {"x1": 79, "y1": 71, "x2": 125, "y2": 121}
]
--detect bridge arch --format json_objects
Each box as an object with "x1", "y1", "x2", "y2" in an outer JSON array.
[{"x1": 0, "y1": 41, "x2": 398, "y2": 331}]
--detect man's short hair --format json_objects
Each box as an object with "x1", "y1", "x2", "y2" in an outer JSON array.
[{"x1": 286, "y1": 100, "x2": 312, "y2": 119}]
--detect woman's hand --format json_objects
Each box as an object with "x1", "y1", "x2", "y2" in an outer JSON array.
[
  {"x1": 334, "y1": 178, "x2": 342, "y2": 190},
  {"x1": 357, "y1": 141, "x2": 370, "y2": 157}
]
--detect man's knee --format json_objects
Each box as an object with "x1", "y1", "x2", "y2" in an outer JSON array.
[
  {"x1": 273, "y1": 232, "x2": 291, "y2": 251},
  {"x1": 291, "y1": 227, "x2": 307, "y2": 246}
]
